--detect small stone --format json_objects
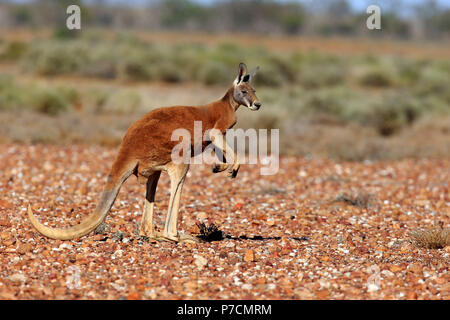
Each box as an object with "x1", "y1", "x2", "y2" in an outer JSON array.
[
  {"x1": 54, "y1": 287, "x2": 66, "y2": 297},
  {"x1": 255, "y1": 277, "x2": 266, "y2": 284},
  {"x1": 3, "y1": 239, "x2": 16, "y2": 246},
  {"x1": 78, "y1": 185, "x2": 88, "y2": 196},
  {"x1": 17, "y1": 243, "x2": 33, "y2": 255},
  {"x1": 225, "y1": 242, "x2": 235, "y2": 248},
  {"x1": 0, "y1": 290, "x2": 16, "y2": 300},
  {"x1": 41, "y1": 287, "x2": 52, "y2": 296},
  {"x1": 197, "y1": 212, "x2": 208, "y2": 219},
  {"x1": 145, "y1": 290, "x2": 157, "y2": 299},
  {"x1": 111, "y1": 283, "x2": 125, "y2": 292},
  {"x1": 315, "y1": 289, "x2": 330, "y2": 299},
  {"x1": 408, "y1": 264, "x2": 421, "y2": 273},
  {"x1": 127, "y1": 291, "x2": 141, "y2": 300},
  {"x1": 184, "y1": 281, "x2": 198, "y2": 291},
  {"x1": 43, "y1": 161, "x2": 54, "y2": 171},
  {"x1": 92, "y1": 234, "x2": 106, "y2": 241},
  {"x1": 381, "y1": 270, "x2": 395, "y2": 278},
  {"x1": 242, "y1": 283, "x2": 252, "y2": 290},
  {"x1": 367, "y1": 283, "x2": 380, "y2": 292},
  {"x1": 390, "y1": 265, "x2": 403, "y2": 273},
  {"x1": 59, "y1": 243, "x2": 73, "y2": 250},
  {"x1": 9, "y1": 273, "x2": 26, "y2": 283},
  {"x1": 415, "y1": 200, "x2": 430, "y2": 206},
  {"x1": 194, "y1": 255, "x2": 208, "y2": 269},
  {"x1": 244, "y1": 249, "x2": 255, "y2": 262},
  {"x1": 0, "y1": 219, "x2": 11, "y2": 227},
  {"x1": 0, "y1": 232, "x2": 11, "y2": 240},
  {"x1": 113, "y1": 249, "x2": 123, "y2": 258},
  {"x1": 294, "y1": 288, "x2": 314, "y2": 299}
]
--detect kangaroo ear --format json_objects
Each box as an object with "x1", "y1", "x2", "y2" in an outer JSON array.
[{"x1": 235, "y1": 62, "x2": 248, "y2": 84}]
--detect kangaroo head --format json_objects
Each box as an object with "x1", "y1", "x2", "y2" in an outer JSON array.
[{"x1": 232, "y1": 62, "x2": 261, "y2": 111}]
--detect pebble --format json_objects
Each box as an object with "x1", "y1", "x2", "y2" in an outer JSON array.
[
  {"x1": 9, "y1": 273, "x2": 27, "y2": 283},
  {"x1": 244, "y1": 250, "x2": 255, "y2": 262},
  {"x1": 1, "y1": 145, "x2": 448, "y2": 300},
  {"x1": 194, "y1": 255, "x2": 208, "y2": 269}
]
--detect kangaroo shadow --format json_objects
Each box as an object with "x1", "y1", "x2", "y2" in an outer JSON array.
[{"x1": 195, "y1": 223, "x2": 308, "y2": 243}]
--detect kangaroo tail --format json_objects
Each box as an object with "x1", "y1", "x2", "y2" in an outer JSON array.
[{"x1": 27, "y1": 166, "x2": 134, "y2": 240}]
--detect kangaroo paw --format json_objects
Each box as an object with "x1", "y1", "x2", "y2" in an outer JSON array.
[{"x1": 212, "y1": 163, "x2": 229, "y2": 173}]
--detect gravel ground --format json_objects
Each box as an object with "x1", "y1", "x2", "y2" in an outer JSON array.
[{"x1": 0, "y1": 144, "x2": 448, "y2": 300}]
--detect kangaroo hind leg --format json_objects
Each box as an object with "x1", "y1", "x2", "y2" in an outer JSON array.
[
  {"x1": 159, "y1": 163, "x2": 199, "y2": 243},
  {"x1": 139, "y1": 171, "x2": 161, "y2": 239}
]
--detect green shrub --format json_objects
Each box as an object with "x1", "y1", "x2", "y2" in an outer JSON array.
[
  {"x1": 298, "y1": 64, "x2": 346, "y2": 88},
  {"x1": 195, "y1": 61, "x2": 231, "y2": 85},
  {"x1": 59, "y1": 87, "x2": 82, "y2": 110},
  {"x1": 0, "y1": 79, "x2": 69, "y2": 115},
  {"x1": 101, "y1": 89, "x2": 142, "y2": 114},
  {"x1": 210, "y1": 43, "x2": 244, "y2": 66},
  {"x1": 370, "y1": 93, "x2": 422, "y2": 136},
  {"x1": 359, "y1": 67, "x2": 395, "y2": 87},
  {"x1": 0, "y1": 41, "x2": 28, "y2": 61},
  {"x1": 155, "y1": 61, "x2": 185, "y2": 83},
  {"x1": 23, "y1": 41, "x2": 88, "y2": 75},
  {"x1": 302, "y1": 87, "x2": 353, "y2": 117},
  {"x1": 53, "y1": 27, "x2": 82, "y2": 40},
  {"x1": 395, "y1": 59, "x2": 423, "y2": 85},
  {"x1": 0, "y1": 83, "x2": 24, "y2": 111},
  {"x1": 268, "y1": 55, "x2": 299, "y2": 82},
  {"x1": 120, "y1": 52, "x2": 154, "y2": 81},
  {"x1": 85, "y1": 87, "x2": 110, "y2": 113},
  {"x1": 0, "y1": 74, "x2": 13, "y2": 90},
  {"x1": 30, "y1": 89, "x2": 68, "y2": 115},
  {"x1": 81, "y1": 45, "x2": 119, "y2": 79},
  {"x1": 253, "y1": 63, "x2": 286, "y2": 87},
  {"x1": 415, "y1": 66, "x2": 449, "y2": 97}
]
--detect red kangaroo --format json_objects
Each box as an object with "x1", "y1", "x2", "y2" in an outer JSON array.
[{"x1": 28, "y1": 63, "x2": 261, "y2": 243}]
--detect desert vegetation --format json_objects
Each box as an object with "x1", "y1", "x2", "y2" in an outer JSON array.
[
  {"x1": 0, "y1": 30, "x2": 449, "y2": 160},
  {"x1": 410, "y1": 223, "x2": 450, "y2": 249}
]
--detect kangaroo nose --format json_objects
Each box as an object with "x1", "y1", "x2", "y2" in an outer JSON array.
[{"x1": 254, "y1": 102, "x2": 261, "y2": 108}]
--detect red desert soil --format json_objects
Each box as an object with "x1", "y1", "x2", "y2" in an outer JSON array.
[{"x1": 0, "y1": 144, "x2": 448, "y2": 300}]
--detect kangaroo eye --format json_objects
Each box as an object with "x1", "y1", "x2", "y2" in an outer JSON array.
[{"x1": 241, "y1": 90, "x2": 247, "y2": 94}]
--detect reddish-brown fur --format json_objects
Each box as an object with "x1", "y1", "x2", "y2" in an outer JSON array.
[
  {"x1": 28, "y1": 63, "x2": 260, "y2": 242},
  {"x1": 115, "y1": 87, "x2": 238, "y2": 183}
]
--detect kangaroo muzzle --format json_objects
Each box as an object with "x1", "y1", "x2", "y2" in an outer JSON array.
[{"x1": 250, "y1": 101, "x2": 261, "y2": 110}]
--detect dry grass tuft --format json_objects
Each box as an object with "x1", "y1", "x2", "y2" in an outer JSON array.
[
  {"x1": 409, "y1": 223, "x2": 450, "y2": 249},
  {"x1": 94, "y1": 222, "x2": 111, "y2": 235},
  {"x1": 196, "y1": 222, "x2": 224, "y2": 242}
]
